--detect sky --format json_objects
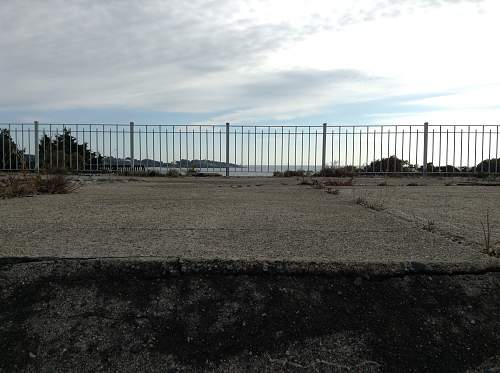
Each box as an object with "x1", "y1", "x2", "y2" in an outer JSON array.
[{"x1": 1, "y1": 0, "x2": 500, "y2": 125}]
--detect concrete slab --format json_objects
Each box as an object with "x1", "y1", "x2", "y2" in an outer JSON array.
[{"x1": 1, "y1": 176, "x2": 499, "y2": 266}]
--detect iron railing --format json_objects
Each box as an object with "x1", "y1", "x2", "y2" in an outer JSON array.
[{"x1": 1, "y1": 122, "x2": 499, "y2": 175}]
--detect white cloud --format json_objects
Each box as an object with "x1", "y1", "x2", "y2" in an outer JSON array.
[{"x1": 1, "y1": 0, "x2": 498, "y2": 123}]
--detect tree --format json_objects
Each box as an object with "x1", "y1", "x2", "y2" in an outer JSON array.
[
  {"x1": 39, "y1": 129, "x2": 102, "y2": 171},
  {"x1": 475, "y1": 158, "x2": 500, "y2": 174},
  {"x1": 365, "y1": 155, "x2": 410, "y2": 173},
  {"x1": 0, "y1": 129, "x2": 25, "y2": 170}
]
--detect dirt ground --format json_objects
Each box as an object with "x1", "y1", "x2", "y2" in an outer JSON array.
[{"x1": 1, "y1": 175, "x2": 499, "y2": 266}]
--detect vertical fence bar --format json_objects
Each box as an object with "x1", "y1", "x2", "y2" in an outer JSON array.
[
  {"x1": 130, "y1": 122, "x2": 134, "y2": 170},
  {"x1": 474, "y1": 129, "x2": 478, "y2": 174},
  {"x1": 281, "y1": 126, "x2": 284, "y2": 172},
  {"x1": 394, "y1": 125, "x2": 398, "y2": 172},
  {"x1": 351, "y1": 126, "x2": 355, "y2": 170},
  {"x1": 408, "y1": 126, "x2": 412, "y2": 166},
  {"x1": 438, "y1": 125, "x2": 442, "y2": 173},
  {"x1": 108, "y1": 128, "x2": 111, "y2": 171},
  {"x1": 225, "y1": 123, "x2": 230, "y2": 176},
  {"x1": 321, "y1": 123, "x2": 327, "y2": 171},
  {"x1": 268, "y1": 127, "x2": 271, "y2": 172},
  {"x1": 301, "y1": 130, "x2": 304, "y2": 170},
  {"x1": 453, "y1": 125, "x2": 456, "y2": 174},
  {"x1": 56, "y1": 128, "x2": 59, "y2": 169},
  {"x1": 416, "y1": 129, "x2": 419, "y2": 171},
  {"x1": 28, "y1": 124, "x2": 31, "y2": 170},
  {"x1": 287, "y1": 129, "x2": 290, "y2": 171},
  {"x1": 481, "y1": 125, "x2": 485, "y2": 173},
  {"x1": 379, "y1": 126, "x2": 383, "y2": 173},
  {"x1": 122, "y1": 128, "x2": 125, "y2": 171},
  {"x1": 445, "y1": 129, "x2": 449, "y2": 172},
  {"x1": 386, "y1": 129, "x2": 390, "y2": 172},
  {"x1": 467, "y1": 125, "x2": 470, "y2": 169},
  {"x1": 293, "y1": 126, "x2": 296, "y2": 171},
  {"x1": 365, "y1": 127, "x2": 369, "y2": 172},
  {"x1": 460, "y1": 129, "x2": 463, "y2": 172},
  {"x1": 160, "y1": 126, "x2": 163, "y2": 173},
  {"x1": 314, "y1": 129, "x2": 317, "y2": 172},
  {"x1": 255, "y1": 126, "x2": 257, "y2": 172},
  {"x1": 262, "y1": 129, "x2": 265, "y2": 172},
  {"x1": 274, "y1": 129, "x2": 277, "y2": 172},
  {"x1": 102, "y1": 125, "x2": 105, "y2": 171},
  {"x1": 34, "y1": 121, "x2": 39, "y2": 172},
  {"x1": 423, "y1": 122, "x2": 429, "y2": 175},
  {"x1": 488, "y1": 128, "x2": 492, "y2": 174},
  {"x1": 496, "y1": 126, "x2": 499, "y2": 174}
]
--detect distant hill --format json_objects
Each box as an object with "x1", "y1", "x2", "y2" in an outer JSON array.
[{"x1": 101, "y1": 157, "x2": 240, "y2": 169}]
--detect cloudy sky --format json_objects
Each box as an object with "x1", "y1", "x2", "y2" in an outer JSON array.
[{"x1": 1, "y1": 0, "x2": 499, "y2": 124}]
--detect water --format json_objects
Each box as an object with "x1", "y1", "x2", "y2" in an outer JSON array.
[{"x1": 147, "y1": 165, "x2": 323, "y2": 176}]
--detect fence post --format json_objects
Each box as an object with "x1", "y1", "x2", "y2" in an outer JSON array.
[
  {"x1": 225, "y1": 122, "x2": 230, "y2": 177},
  {"x1": 130, "y1": 122, "x2": 134, "y2": 170},
  {"x1": 423, "y1": 122, "x2": 429, "y2": 175},
  {"x1": 34, "y1": 121, "x2": 39, "y2": 172},
  {"x1": 322, "y1": 122, "x2": 327, "y2": 171}
]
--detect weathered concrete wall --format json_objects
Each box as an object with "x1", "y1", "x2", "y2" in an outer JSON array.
[{"x1": 1, "y1": 258, "x2": 500, "y2": 372}]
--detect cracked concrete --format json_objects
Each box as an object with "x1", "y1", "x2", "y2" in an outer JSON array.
[
  {"x1": 2, "y1": 176, "x2": 500, "y2": 372},
  {"x1": 1, "y1": 176, "x2": 499, "y2": 268}
]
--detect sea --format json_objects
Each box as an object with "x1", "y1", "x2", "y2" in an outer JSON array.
[{"x1": 147, "y1": 165, "x2": 323, "y2": 177}]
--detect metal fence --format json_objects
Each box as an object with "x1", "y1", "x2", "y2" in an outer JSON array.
[{"x1": 1, "y1": 122, "x2": 499, "y2": 175}]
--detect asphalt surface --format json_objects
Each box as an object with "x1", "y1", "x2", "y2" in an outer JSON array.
[{"x1": 1, "y1": 176, "x2": 499, "y2": 266}]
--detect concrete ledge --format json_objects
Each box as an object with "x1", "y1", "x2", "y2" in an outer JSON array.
[
  {"x1": 2, "y1": 257, "x2": 500, "y2": 372},
  {"x1": 2, "y1": 256, "x2": 500, "y2": 280}
]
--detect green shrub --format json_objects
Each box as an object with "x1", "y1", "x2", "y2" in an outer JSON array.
[{"x1": 273, "y1": 170, "x2": 307, "y2": 177}]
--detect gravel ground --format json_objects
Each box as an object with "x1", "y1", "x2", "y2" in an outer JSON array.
[{"x1": 1, "y1": 175, "x2": 499, "y2": 266}]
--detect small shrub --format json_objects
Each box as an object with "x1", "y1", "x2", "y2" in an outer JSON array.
[
  {"x1": 314, "y1": 166, "x2": 355, "y2": 177},
  {"x1": 274, "y1": 170, "x2": 306, "y2": 177},
  {"x1": 422, "y1": 219, "x2": 436, "y2": 232},
  {"x1": 355, "y1": 196, "x2": 366, "y2": 205},
  {"x1": 186, "y1": 167, "x2": 198, "y2": 175},
  {"x1": 311, "y1": 179, "x2": 324, "y2": 189},
  {"x1": 39, "y1": 175, "x2": 81, "y2": 194},
  {"x1": 480, "y1": 211, "x2": 500, "y2": 257},
  {"x1": 407, "y1": 182, "x2": 420, "y2": 186},
  {"x1": 377, "y1": 181, "x2": 387, "y2": 186},
  {"x1": 323, "y1": 178, "x2": 353, "y2": 187},
  {"x1": 325, "y1": 187, "x2": 339, "y2": 195},
  {"x1": 0, "y1": 175, "x2": 37, "y2": 198},
  {"x1": 146, "y1": 170, "x2": 161, "y2": 177},
  {"x1": 166, "y1": 169, "x2": 180, "y2": 177},
  {"x1": 0, "y1": 174, "x2": 80, "y2": 198},
  {"x1": 298, "y1": 177, "x2": 313, "y2": 185},
  {"x1": 355, "y1": 195, "x2": 385, "y2": 211}
]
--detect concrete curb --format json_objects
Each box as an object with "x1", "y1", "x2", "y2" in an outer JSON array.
[{"x1": 2, "y1": 256, "x2": 500, "y2": 280}]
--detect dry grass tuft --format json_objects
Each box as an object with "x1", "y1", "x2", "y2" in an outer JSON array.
[
  {"x1": 45, "y1": 175, "x2": 81, "y2": 194},
  {"x1": 355, "y1": 195, "x2": 385, "y2": 211},
  {"x1": 323, "y1": 178, "x2": 353, "y2": 187},
  {"x1": 0, "y1": 174, "x2": 80, "y2": 198},
  {"x1": 274, "y1": 170, "x2": 309, "y2": 177},
  {"x1": 0, "y1": 175, "x2": 37, "y2": 198},
  {"x1": 480, "y1": 211, "x2": 500, "y2": 257},
  {"x1": 422, "y1": 219, "x2": 436, "y2": 232},
  {"x1": 325, "y1": 187, "x2": 339, "y2": 195}
]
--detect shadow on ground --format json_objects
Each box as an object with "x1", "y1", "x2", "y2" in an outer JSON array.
[{"x1": 1, "y1": 258, "x2": 499, "y2": 372}]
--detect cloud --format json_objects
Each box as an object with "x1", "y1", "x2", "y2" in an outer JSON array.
[{"x1": 0, "y1": 0, "x2": 497, "y2": 123}]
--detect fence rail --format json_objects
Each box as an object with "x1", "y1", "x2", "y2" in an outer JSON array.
[{"x1": 1, "y1": 122, "x2": 499, "y2": 175}]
